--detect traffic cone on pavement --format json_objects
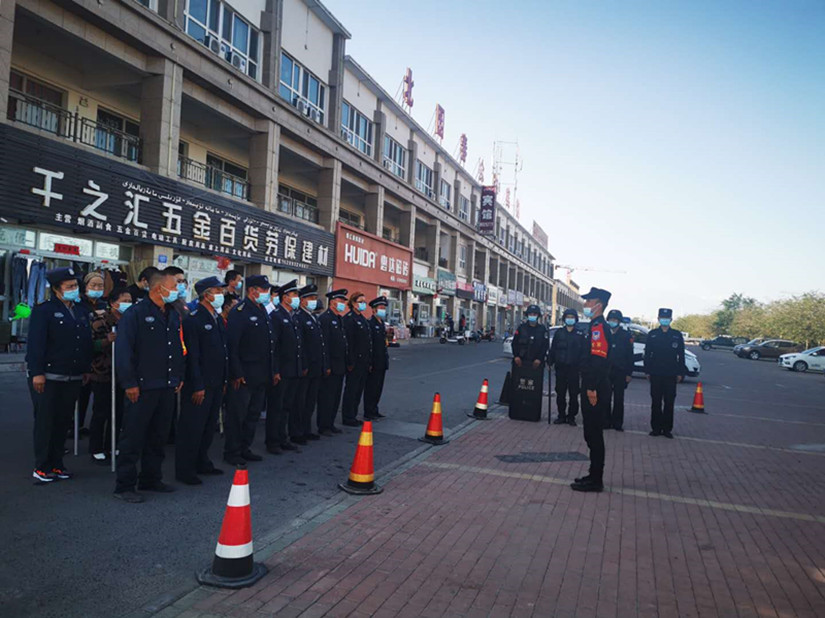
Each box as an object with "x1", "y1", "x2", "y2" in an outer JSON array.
[
  {"x1": 197, "y1": 467, "x2": 267, "y2": 588},
  {"x1": 498, "y1": 371, "x2": 511, "y2": 405},
  {"x1": 339, "y1": 421, "x2": 383, "y2": 495},
  {"x1": 690, "y1": 382, "x2": 706, "y2": 413},
  {"x1": 420, "y1": 393, "x2": 450, "y2": 445},
  {"x1": 468, "y1": 378, "x2": 490, "y2": 420}
]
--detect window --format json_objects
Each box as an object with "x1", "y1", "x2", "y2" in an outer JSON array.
[
  {"x1": 459, "y1": 245, "x2": 467, "y2": 270},
  {"x1": 439, "y1": 180, "x2": 451, "y2": 209},
  {"x1": 415, "y1": 161, "x2": 434, "y2": 198},
  {"x1": 7, "y1": 71, "x2": 67, "y2": 135},
  {"x1": 338, "y1": 209, "x2": 362, "y2": 229},
  {"x1": 184, "y1": 0, "x2": 260, "y2": 80},
  {"x1": 94, "y1": 109, "x2": 140, "y2": 162},
  {"x1": 341, "y1": 101, "x2": 373, "y2": 156},
  {"x1": 383, "y1": 135, "x2": 407, "y2": 179},
  {"x1": 137, "y1": 0, "x2": 158, "y2": 10},
  {"x1": 459, "y1": 195, "x2": 470, "y2": 221},
  {"x1": 206, "y1": 153, "x2": 248, "y2": 199},
  {"x1": 277, "y1": 184, "x2": 319, "y2": 223},
  {"x1": 382, "y1": 227, "x2": 400, "y2": 244},
  {"x1": 279, "y1": 52, "x2": 326, "y2": 125}
]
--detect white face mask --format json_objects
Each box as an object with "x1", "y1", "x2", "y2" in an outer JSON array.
[
  {"x1": 209, "y1": 293, "x2": 225, "y2": 310},
  {"x1": 306, "y1": 299, "x2": 318, "y2": 311}
]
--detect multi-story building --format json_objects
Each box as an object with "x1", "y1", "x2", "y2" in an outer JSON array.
[{"x1": 0, "y1": 0, "x2": 556, "y2": 338}]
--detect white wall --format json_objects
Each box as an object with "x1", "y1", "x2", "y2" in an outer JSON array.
[
  {"x1": 383, "y1": 106, "x2": 409, "y2": 144},
  {"x1": 343, "y1": 68, "x2": 377, "y2": 119},
  {"x1": 414, "y1": 134, "x2": 436, "y2": 168},
  {"x1": 281, "y1": 0, "x2": 334, "y2": 81},
  {"x1": 228, "y1": 0, "x2": 266, "y2": 29}
]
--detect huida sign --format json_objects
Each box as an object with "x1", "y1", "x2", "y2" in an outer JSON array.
[
  {"x1": 334, "y1": 222, "x2": 412, "y2": 289},
  {"x1": 0, "y1": 125, "x2": 334, "y2": 276}
]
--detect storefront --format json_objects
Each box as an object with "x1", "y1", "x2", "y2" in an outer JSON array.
[
  {"x1": 436, "y1": 268, "x2": 456, "y2": 323},
  {"x1": 411, "y1": 273, "x2": 437, "y2": 337},
  {"x1": 473, "y1": 280, "x2": 487, "y2": 331},
  {"x1": 486, "y1": 284, "x2": 500, "y2": 333},
  {"x1": 455, "y1": 280, "x2": 474, "y2": 330}
]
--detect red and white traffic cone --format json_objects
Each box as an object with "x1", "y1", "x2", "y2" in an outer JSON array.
[
  {"x1": 420, "y1": 393, "x2": 450, "y2": 445},
  {"x1": 467, "y1": 378, "x2": 490, "y2": 420}
]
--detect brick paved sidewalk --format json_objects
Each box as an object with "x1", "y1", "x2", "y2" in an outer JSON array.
[{"x1": 158, "y1": 404, "x2": 825, "y2": 618}]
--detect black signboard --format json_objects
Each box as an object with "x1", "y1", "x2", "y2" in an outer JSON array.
[
  {"x1": 0, "y1": 125, "x2": 334, "y2": 276},
  {"x1": 508, "y1": 364, "x2": 544, "y2": 422},
  {"x1": 478, "y1": 185, "x2": 496, "y2": 236}
]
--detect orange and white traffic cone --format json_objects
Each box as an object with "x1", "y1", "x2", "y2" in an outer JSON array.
[
  {"x1": 467, "y1": 378, "x2": 490, "y2": 420},
  {"x1": 420, "y1": 393, "x2": 450, "y2": 445},
  {"x1": 690, "y1": 382, "x2": 706, "y2": 413},
  {"x1": 197, "y1": 467, "x2": 267, "y2": 588},
  {"x1": 339, "y1": 421, "x2": 383, "y2": 495}
]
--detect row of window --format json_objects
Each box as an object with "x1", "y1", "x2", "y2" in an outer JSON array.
[{"x1": 184, "y1": 0, "x2": 260, "y2": 80}]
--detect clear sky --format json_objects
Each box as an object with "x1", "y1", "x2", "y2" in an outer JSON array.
[{"x1": 324, "y1": 0, "x2": 825, "y2": 319}]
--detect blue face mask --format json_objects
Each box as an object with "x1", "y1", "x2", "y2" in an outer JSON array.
[
  {"x1": 117, "y1": 302, "x2": 132, "y2": 313},
  {"x1": 270, "y1": 295, "x2": 279, "y2": 307},
  {"x1": 63, "y1": 288, "x2": 80, "y2": 303},
  {"x1": 87, "y1": 290, "x2": 104, "y2": 300},
  {"x1": 583, "y1": 307, "x2": 594, "y2": 318},
  {"x1": 336, "y1": 302, "x2": 347, "y2": 313},
  {"x1": 162, "y1": 287, "x2": 179, "y2": 304},
  {"x1": 376, "y1": 308, "x2": 387, "y2": 318},
  {"x1": 255, "y1": 292, "x2": 271, "y2": 305},
  {"x1": 235, "y1": 281, "x2": 243, "y2": 291},
  {"x1": 527, "y1": 315, "x2": 538, "y2": 323},
  {"x1": 176, "y1": 282, "x2": 186, "y2": 294},
  {"x1": 607, "y1": 320, "x2": 619, "y2": 329},
  {"x1": 358, "y1": 301, "x2": 367, "y2": 312},
  {"x1": 209, "y1": 293, "x2": 224, "y2": 311},
  {"x1": 564, "y1": 318, "x2": 576, "y2": 326},
  {"x1": 307, "y1": 299, "x2": 318, "y2": 311},
  {"x1": 290, "y1": 296, "x2": 300, "y2": 310},
  {"x1": 659, "y1": 318, "x2": 672, "y2": 327}
]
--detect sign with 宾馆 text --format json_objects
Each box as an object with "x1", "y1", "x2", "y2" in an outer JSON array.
[{"x1": 478, "y1": 186, "x2": 496, "y2": 235}]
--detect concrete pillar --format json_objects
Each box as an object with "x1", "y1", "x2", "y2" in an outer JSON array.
[
  {"x1": 433, "y1": 159, "x2": 442, "y2": 205},
  {"x1": 364, "y1": 185, "x2": 384, "y2": 236},
  {"x1": 248, "y1": 120, "x2": 280, "y2": 212},
  {"x1": 372, "y1": 106, "x2": 386, "y2": 165},
  {"x1": 140, "y1": 58, "x2": 182, "y2": 177},
  {"x1": 450, "y1": 233, "x2": 460, "y2": 275},
  {"x1": 467, "y1": 240, "x2": 477, "y2": 281},
  {"x1": 454, "y1": 178, "x2": 463, "y2": 218},
  {"x1": 400, "y1": 204, "x2": 416, "y2": 249},
  {"x1": 426, "y1": 220, "x2": 441, "y2": 268},
  {"x1": 260, "y1": 0, "x2": 284, "y2": 90},
  {"x1": 407, "y1": 134, "x2": 418, "y2": 185},
  {"x1": 327, "y1": 33, "x2": 346, "y2": 133},
  {"x1": 0, "y1": 0, "x2": 15, "y2": 123},
  {"x1": 317, "y1": 159, "x2": 342, "y2": 231}
]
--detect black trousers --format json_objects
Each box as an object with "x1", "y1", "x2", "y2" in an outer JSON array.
[
  {"x1": 265, "y1": 381, "x2": 287, "y2": 448},
  {"x1": 607, "y1": 370, "x2": 628, "y2": 429},
  {"x1": 89, "y1": 380, "x2": 125, "y2": 454},
  {"x1": 77, "y1": 381, "x2": 93, "y2": 428},
  {"x1": 317, "y1": 373, "x2": 345, "y2": 431},
  {"x1": 225, "y1": 382, "x2": 266, "y2": 459},
  {"x1": 580, "y1": 379, "x2": 609, "y2": 481},
  {"x1": 30, "y1": 379, "x2": 82, "y2": 472},
  {"x1": 115, "y1": 388, "x2": 175, "y2": 492},
  {"x1": 176, "y1": 385, "x2": 222, "y2": 479},
  {"x1": 297, "y1": 375, "x2": 321, "y2": 436},
  {"x1": 279, "y1": 377, "x2": 301, "y2": 441},
  {"x1": 650, "y1": 375, "x2": 678, "y2": 432},
  {"x1": 342, "y1": 365, "x2": 369, "y2": 422},
  {"x1": 364, "y1": 368, "x2": 387, "y2": 418},
  {"x1": 554, "y1": 364, "x2": 580, "y2": 419}
]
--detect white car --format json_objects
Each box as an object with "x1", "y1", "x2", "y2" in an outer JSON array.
[
  {"x1": 502, "y1": 336, "x2": 513, "y2": 356},
  {"x1": 626, "y1": 323, "x2": 701, "y2": 378},
  {"x1": 779, "y1": 346, "x2": 825, "y2": 372}
]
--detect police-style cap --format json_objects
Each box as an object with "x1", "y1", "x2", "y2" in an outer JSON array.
[
  {"x1": 270, "y1": 284, "x2": 280, "y2": 295},
  {"x1": 581, "y1": 287, "x2": 611, "y2": 304},
  {"x1": 326, "y1": 288, "x2": 348, "y2": 300},
  {"x1": 279, "y1": 279, "x2": 299, "y2": 295},
  {"x1": 562, "y1": 308, "x2": 578, "y2": 320},
  {"x1": 299, "y1": 284, "x2": 318, "y2": 298},
  {"x1": 194, "y1": 276, "x2": 226, "y2": 295},
  {"x1": 607, "y1": 309, "x2": 624, "y2": 322},
  {"x1": 46, "y1": 267, "x2": 78, "y2": 287},
  {"x1": 658, "y1": 307, "x2": 673, "y2": 318},
  {"x1": 245, "y1": 274, "x2": 269, "y2": 289},
  {"x1": 525, "y1": 304, "x2": 541, "y2": 315},
  {"x1": 369, "y1": 296, "x2": 389, "y2": 308}
]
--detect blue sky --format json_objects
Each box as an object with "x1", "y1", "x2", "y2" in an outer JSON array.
[{"x1": 324, "y1": 0, "x2": 825, "y2": 318}]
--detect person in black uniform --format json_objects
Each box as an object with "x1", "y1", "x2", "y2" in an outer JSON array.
[
  {"x1": 364, "y1": 297, "x2": 390, "y2": 421},
  {"x1": 644, "y1": 308, "x2": 686, "y2": 439},
  {"x1": 605, "y1": 309, "x2": 635, "y2": 431},
  {"x1": 341, "y1": 291, "x2": 372, "y2": 427},
  {"x1": 317, "y1": 289, "x2": 348, "y2": 435},
  {"x1": 571, "y1": 287, "x2": 613, "y2": 493},
  {"x1": 114, "y1": 270, "x2": 185, "y2": 502},
  {"x1": 176, "y1": 277, "x2": 228, "y2": 485},
  {"x1": 295, "y1": 284, "x2": 326, "y2": 442},
  {"x1": 547, "y1": 308, "x2": 584, "y2": 426},
  {"x1": 225, "y1": 275, "x2": 278, "y2": 465},
  {"x1": 26, "y1": 267, "x2": 94, "y2": 483},
  {"x1": 511, "y1": 304, "x2": 549, "y2": 419},
  {"x1": 126, "y1": 266, "x2": 159, "y2": 304}
]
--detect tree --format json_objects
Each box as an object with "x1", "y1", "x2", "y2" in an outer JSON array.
[
  {"x1": 713, "y1": 293, "x2": 757, "y2": 334},
  {"x1": 672, "y1": 314, "x2": 714, "y2": 338}
]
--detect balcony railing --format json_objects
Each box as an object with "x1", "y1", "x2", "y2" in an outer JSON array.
[
  {"x1": 341, "y1": 125, "x2": 372, "y2": 157},
  {"x1": 7, "y1": 90, "x2": 141, "y2": 163},
  {"x1": 279, "y1": 193, "x2": 319, "y2": 223},
  {"x1": 382, "y1": 157, "x2": 405, "y2": 179},
  {"x1": 178, "y1": 155, "x2": 249, "y2": 201},
  {"x1": 338, "y1": 216, "x2": 364, "y2": 230}
]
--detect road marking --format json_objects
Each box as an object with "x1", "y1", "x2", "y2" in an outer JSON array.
[
  {"x1": 707, "y1": 412, "x2": 825, "y2": 428},
  {"x1": 721, "y1": 385, "x2": 732, "y2": 390},
  {"x1": 622, "y1": 430, "x2": 825, "y2": 456},
  {"x1": 422, "y1": 461, "x2": 825, "y2": 524},
  {"x1": 399, "y1": 357, "x2": 506, "y2": 380},
  {"x1": 775, "y1": 383, "x2": 786, "y2": 388}
]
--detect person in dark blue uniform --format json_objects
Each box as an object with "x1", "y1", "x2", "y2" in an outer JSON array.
[
  {"x1": 264, "y1": 284, "x2": 288, "y2": 454},
  {"x1": 295, "y1": 284, "x2": 326, "y2": 442},
  {"x1": 341, "y1": 291, "x2": 372, "y2": 427},
  {"x1": 605, "y1": 310, "x2": 634, "y2": 431},
  {"x1": 511, "y1": 304, "x2": 549, "y2": 370},
  {"x1": 364, "y1": 297, "x2": 390, "y2": 420},
  {"x1": 226, "y1": 275, "x2": 278, "y2": 465},
  {"x1": 273, "y1": 280, "x2": 307, "y2": 445},
  {"x1": 176, "y1": 276, "x2": 228, "y2": 485},
  {"x1": 317, "y1": 289, "x2": 348, "y2": 435},
  {"x1": 26, "y1": 267, "x2": 94, "y2": 483},
  {"x1": 644, "y1": 308, "x2": 687, "y2": 439},
  {"x1": 571, "y1": 287, "x2": 613, "y2": 493},
  {"x1": 114, "y1": 270, "x2": 185, "y2": 502},
  {"x1": 547, "y1": 308, "x2": 584, "y2": 425}
]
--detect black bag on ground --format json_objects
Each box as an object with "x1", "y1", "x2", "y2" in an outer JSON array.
[{"x1": 508, "y1": 363, "x2": 543, "y2": 422}]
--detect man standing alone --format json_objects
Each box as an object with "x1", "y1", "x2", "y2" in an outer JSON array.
[{"x1": 644, "y1": 308, "x2": 686, "y2": 439}]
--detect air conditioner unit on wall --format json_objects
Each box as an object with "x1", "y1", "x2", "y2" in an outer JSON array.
[
  {"x1": 207, "y1": 35, "x2": 221, "y2": 55},
  {"x1": 230, "y1": 52, "x2": 247, "y2": 73},
  {"x1": 295, "y1": 98, "x2": 308, "y2": 114},
  {"x1": 309, "y1": 108, "x2": 321, "y2": 123}
]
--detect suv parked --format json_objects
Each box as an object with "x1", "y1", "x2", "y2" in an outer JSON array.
[
  {"x1": 736, "y1": 339, "x2": 802, "y2": 360},
  {"x1": 700, "y1": 335, "x2": 748, "y2": 351}
]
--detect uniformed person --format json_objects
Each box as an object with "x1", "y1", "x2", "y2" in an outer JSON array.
[
  {"x1": 547, "y1": 308, "x2": 584, "y2": 425},
  {"x1": 114, "y1": 271, "x2": 185, "y2": 502},
  {"x1": 175, "y1": 277, "x2": 228, "y2": 484},
  {"x1": 364, "y1": 297, "x2": 390, "y2": 421},
  {"x1": 225, "y1": 275, "x2": 278, "y2": 466},
  {"x1": 644, "y1": 308, "x2": 686, "y2": 439},
  {"x1": 605, "y1": 309, "x2": 634, "y2": 431},
  {"x1": 317, "y1": 289, "x2": 348, "y2": 435},
  {"x1": 571, "y1": 287, "x2": 613, "y2": 493},
  {"x1": 295, "y1": 284, "x2": 327, "y2": 441},
  {"x1": 26, "y1": 267, "x2": 94, "y2": 483},
  {"x1": 511, "y1": 304, "x2": 549, "y2": 371},
  {"x1": 341, "y1": 291, "x2": 372, "y2": 427}
]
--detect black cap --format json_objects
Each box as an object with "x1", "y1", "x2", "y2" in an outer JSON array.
[
  {"x1": 194, "y1": 276, "x2": 226, "y2": 295},
  {"x1": 607, "y1": 309, "x2": 624, "y2": 322},
  {"x1": 525, "y1": 304, "x2": 541, "y2": 315},
  {"x1": 658, "y1": 307, "x2": 673, "y2": 318},
  {"x1": 326, "y1": 288, "x2": 348, "y2": 300},
  {"x1": 46, "y1": 267, "x2": 78, "y2": 287},
  {"x1": 581, "y1": 287, "x2": 611, "y2": 305},
  {"x1": 369, "y1": 296, "x2": 389, "y2": 308},
  {"x1": 270, "y1": 284, "x2": 280, "y2": 295},
  {"x1": 299, "y1": 284, "x2": 318, "y2": 298},
  {"x1": 279, "y1": 279, "x2": 299, "y2": 295},
  {"x1": 245, "y1": 274, "x2": 269, "y2": 289},
  {"x1": 562, "y1": 308, "x2": 578, "y2": 320}
]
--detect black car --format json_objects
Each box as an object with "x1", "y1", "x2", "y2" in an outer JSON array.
[{"x1": 700, "y1": 335, "x2": 748, "y2": 351}]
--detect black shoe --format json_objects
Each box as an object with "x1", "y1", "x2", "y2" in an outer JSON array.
[
  {"x1": 224, "y1": 455, "x2": 246, "y2": 466},
  {"x1": 553, "y1": 417, "x2": 567, "y2": 425},
  {"x1": 33, "y1": 469, "x2": 56, "y2": 483},
  {"x1": 51, "y1": 467, "x2": 73, "y2": 480},
  {"x1": 567, "y1": 418, "x2": 577, "y2": 427},
  {"x1": 374, "y1": 412, "x2": 387, "y2": 419},
  {"x1": 176, "y1": 475, "x2": 203, "y2": 486},
  {"x1": 649, "y1": 430, "x2": 660, "y2": 437},
  {"x1": 305, "y1": 433, "x2": 321, "y2": 441},
  {"x1": 291, "y1": 436, "x2": 308, "y2": 445},
  {"x1": 574, "y1": 474, "x2": 592, "y2": 484},
  {"x1": 364, "y1": 415, "x2": 378, "y2": 421},
  {"x1": 137, "y1": 482, "x2": 175, "y2": 493},
  {"x1": 330, "y1": 426, "x2": 343, "y2": 434},
  {"x1": 280, "y1": 442, "x2": 300, "y2": 451},
  {"x1": 571, "y1": 478, "x2": 603, "y2": 492},
  {"x1": 241, "y1": 450, "x2": 263, "y2": 462},
  {"x1": 613, "y1": 426, "x2": 624, "y2": 432},
  {"x1": 198, "y1": 467, "x2": 224, "y2": 475},
  {"x1": 342, "y1": 419, "x2": 362, "y2": 427},
  {"x1": 319, "y1": 429, "x2": 333, "y2": 437},
  {"x1": 79, "y1": 427, "x2": 90, "y2": 438},
  {"x1": 662, "y1": 431, "x2": 674, "y2": 439},
  {"x1": 266, "y1": 445, "x2": 283, "y2": 455},
  {"x1": 114, "y1": 490, "x2": 144, "y2": 503}
]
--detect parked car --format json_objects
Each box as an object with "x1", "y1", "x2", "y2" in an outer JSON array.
[
  {"x1": 778, "y1": 346, "x2": 825, "y2": 372},
  {"x1": 736, "y1": 339, "x2": 803, "y2": 360},
  {"x1": 700, "y1": 335, "x2": 748, "y2": 351},
  {"x1": 626, "y1": 323, "x2": 701, "y2": 377},
  {"x1": 733, "y1": 338, "x2": 766, "y2": 355}
]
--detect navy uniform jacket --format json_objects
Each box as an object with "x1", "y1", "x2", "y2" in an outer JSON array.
[
  {"x1": 183, "y1": 304, "x2": 228, "y2": 392},
  {"x1": 298, "y1": 308, "x2": 327, "y2": 378},
  {"x1": 368, "y1": 317, "x2": 389, "y2": 372},
  {"x1": 608, "y1": 327, "x2": 635, "y2": 377},
  {"x1": 344, "y1": 312, "x2": 372, "y2": 369},
  {"x1": 115, "y1": 299, "x2": 184, "y2": 390},
  {"x1": 579, "y1": 316, "x2": 613, "y2": 391},
  {"x1": 227, "y1": 298, "x2": 277, "y2": 386},
  {"x1": 548, "y1": 326, "x2": 584, "y2": 368},
  {"x1": 319, "y1": 309, "x2": 347, "y2": 376},
  {"x1": 644, "y1": 327, "x2": 687, "y2": 377},
  {"x1": 26, "y1": 296, "x2": 93, "y2": 378},
  {"x1": 270, "y1": 305, "x2": 303, "y2": 379},
  {"x1": 511, "y1": 322, "x2": 549, "y2": 366}
]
